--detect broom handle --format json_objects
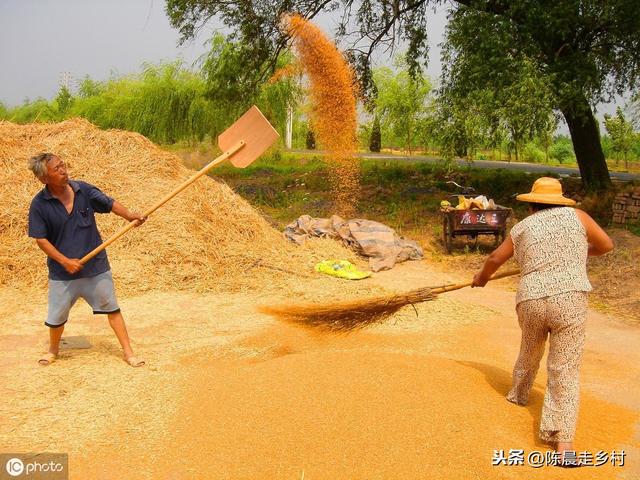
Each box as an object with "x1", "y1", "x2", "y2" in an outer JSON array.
[
  {"x1": 79, "y1": 140, "x2": 246, "y2": 265},
  {"x1": 429, "y1": 268, "x2": 521, "y2": 295}
]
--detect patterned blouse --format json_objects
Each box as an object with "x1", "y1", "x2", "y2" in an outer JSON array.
[{"x1": 510, "y1": 207, "x2": 592, "y2": 305}]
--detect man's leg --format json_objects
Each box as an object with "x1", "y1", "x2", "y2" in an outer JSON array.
[
  {"x1": 107, "y1": 310, "x2": 134, "y2": 358},
  {"x1": 47, "y1": 324, "x2": 65, "y2": 354},
  {"x1": 39, "y1": 324, "x2": 65, "y2": 365},
  {"x1": 107, "y1": 311, "x2": 144, "y2": 366},
  {"x1": 85, "y1": 271, "x2": 144, "y2": 366},
  {"x1": 40, "y1": 279, "x2": 76, "y2": 365}
]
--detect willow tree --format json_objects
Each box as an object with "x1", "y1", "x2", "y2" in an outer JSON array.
[
  {"x1": 199, "y1": 33, "x2": 301, "y2": 140},
  {"x1": 604, "y1": 107, "x2": 636, "y2": 169},
  {"x1": 71, "y1": 62, "x2": 219, "y2": 144},
  {"x1": 373, "y1": 58, "x2": 431, "y2": 154},
  {"x1": 166, "y1": 0, "x2": 640, "y2": 191}
]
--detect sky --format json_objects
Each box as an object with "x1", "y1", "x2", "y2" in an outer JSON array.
[
  {"x1": 0, "y1": 0, "x2": 629, "y2": 129},
  {"x1": 0, "y1": 0, "x2": 214, "y2": 106},
  {"x1": 0, "y1": 0, "x2": 445, "y2": 107}
]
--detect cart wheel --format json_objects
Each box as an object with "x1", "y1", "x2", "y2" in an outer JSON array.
[
  {"x1": 443, "y1": 217, "x2": 453, "y2": 253},
  {"x1": 494, "y1": 229, "x2": 506, "y2": 247}
]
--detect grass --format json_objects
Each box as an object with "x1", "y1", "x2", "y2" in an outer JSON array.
[
  {"x1": 169, "y1": 146, "x2": 639, "y2": 236},
  {"x1": 627, "y1": 223, "x2": 640, "y2": 236},
  {"x1": 196, "y1": 151, "x2": 538, "y2": 231}
]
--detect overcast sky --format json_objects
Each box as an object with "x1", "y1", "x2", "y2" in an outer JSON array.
[
  {"x1": 0, "y1": 0, "x2": 214, "y2": 106},
  {"x1": 0, "y1": 0, "x2": 448, "y2": 107},
  {"x1": 0, "y1": 0, "x2": 627, "y2": 128}
]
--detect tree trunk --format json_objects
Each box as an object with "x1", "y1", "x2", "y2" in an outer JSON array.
[
  {"x1": 561, "y1": 96, "x2": 612, "y2": 191},
  {"x1": 285, "y1": 103, "x2": 293, "y2": 149}
]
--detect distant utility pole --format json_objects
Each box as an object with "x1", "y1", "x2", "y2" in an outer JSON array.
[{"x1": 59, "y1": 71, "x2": 72, "y2": 90}]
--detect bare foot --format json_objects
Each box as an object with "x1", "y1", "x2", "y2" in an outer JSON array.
[
  {"x1": 125, "y1": 356, "x2": 146, "y2": 367},
  {"x1": 38, "y1": 352, "x2": 57, "y2": 366},
  {"x1": 555, "y1": 442, "x2": 581, "y2": 468}
]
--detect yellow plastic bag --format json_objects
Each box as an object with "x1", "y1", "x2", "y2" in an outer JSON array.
[{"x1": 314, "y1": 260, "x2": 372, "y2": 280}]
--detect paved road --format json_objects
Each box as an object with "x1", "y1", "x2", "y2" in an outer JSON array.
[{"x1": 290, "y1": 150, "x2": 639, "y2": 182}]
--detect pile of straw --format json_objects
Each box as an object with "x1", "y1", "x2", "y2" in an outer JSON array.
[{"x1": 0, "y1": 118, "x2": 358, "y2": 295}]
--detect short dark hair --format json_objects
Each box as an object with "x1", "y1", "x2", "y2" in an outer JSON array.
[{"x1": 529, "y1": 202, "x2": 562, "y2": 212}]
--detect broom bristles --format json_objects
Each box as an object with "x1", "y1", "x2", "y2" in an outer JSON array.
[{"x1": 258, "y1": 287, "x2": 435, "y2": 331}]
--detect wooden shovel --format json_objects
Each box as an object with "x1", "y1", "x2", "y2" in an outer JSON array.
[{"x1": 79, "y1": 105, "x2": 279, "y2": 264}]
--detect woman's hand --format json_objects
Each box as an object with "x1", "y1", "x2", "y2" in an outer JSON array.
[
  {"x1": 471, "y1": 272, "x2": 488, "y2": 288},
  {"x1": 472, "y1": 236, "x2": 514, "y2": 288}
]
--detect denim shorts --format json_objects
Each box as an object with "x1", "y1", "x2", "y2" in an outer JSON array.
[{"x1": 45, "y1": 270, "x2": 120, "y2": 327}]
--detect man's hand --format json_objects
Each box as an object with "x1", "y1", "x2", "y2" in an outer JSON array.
[
  {"x1": 128, "y1": 212, "x2": 146, "y2": 226},
  {"x1": 111, "y1": 201, "x2": 146, "y2": 226},
  {"x1": 62, "y1": 258, "x2": 83, "y2": 274}
]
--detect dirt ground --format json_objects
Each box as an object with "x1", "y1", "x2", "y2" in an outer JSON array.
[{"x1": 0, "y1": 258, "x2": 638, "y2": 480}]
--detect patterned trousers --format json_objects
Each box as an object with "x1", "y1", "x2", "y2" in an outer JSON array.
[{"x1": 507, "y1": 291, "x2": 588, "y2": 443}]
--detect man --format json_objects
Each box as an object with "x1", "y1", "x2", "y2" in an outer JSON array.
[{"x1": 28, "y1": 152, "x2": 146, "y2": 367}]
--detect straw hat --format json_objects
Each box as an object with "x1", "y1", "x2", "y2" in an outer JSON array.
[{"x1": 516, "y1": 177, "x2": 576, "y2": 206}]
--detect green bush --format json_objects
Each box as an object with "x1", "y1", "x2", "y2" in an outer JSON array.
[
  {"x1": 549, "y1": 138, "x2": 575, "y2": 164},
  {"x1": 523, "y1": 143, "x2": 546, "y2": 163}
]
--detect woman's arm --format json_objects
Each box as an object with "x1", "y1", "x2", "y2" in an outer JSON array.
[
  {"x1": 472, "y1": 236, "x2": 514, "y2": 287},
  {"x1": 575, "y1": 209, "x2": 614, "y2": 256}
]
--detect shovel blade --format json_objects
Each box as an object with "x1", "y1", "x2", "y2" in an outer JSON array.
[{"x1": 218, "y1": 105, "x2": 280, "y2": 168}]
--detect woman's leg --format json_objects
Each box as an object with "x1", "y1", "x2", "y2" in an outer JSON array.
[
  {"x1": 507, "y1": 299, "x2": 549, "y2": 405},
  {"x1": 539, "y1": 291, "x2": 587, "y2": 445}
]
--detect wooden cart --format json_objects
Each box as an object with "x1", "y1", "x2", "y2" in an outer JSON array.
[{"x1": 442, "y1": 206, "x2": 512, "y2": 253}]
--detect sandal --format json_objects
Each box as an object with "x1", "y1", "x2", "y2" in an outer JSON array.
[
  {"x1": 38, "y1": 352, "x2": 57, "y2": 366},
  {"x1": 125, "y1": 356, "x2": 146, "y2": 367}
]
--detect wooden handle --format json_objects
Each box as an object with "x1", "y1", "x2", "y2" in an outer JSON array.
[
  {"x1": 429, "y1": 269, "x2": 520, "y2": 295},
  {"x1": 79, "y1": 140, "x2": 245, "y2": 264}
]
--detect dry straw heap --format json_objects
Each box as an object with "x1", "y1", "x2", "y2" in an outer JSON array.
[
  {"x1": 0, "y1": 118, "x2": 357, "y2": 295},
  {"x1": 286, "y1": 14, "x2": 361, "y2": 217}
]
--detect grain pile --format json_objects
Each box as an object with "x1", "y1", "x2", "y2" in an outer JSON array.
[
  {"x1": 286, "y1": 15, "x2": 361, "y2": 217},
  {"x1": 0, "y1": 118, "x2": 359, "y2": 295}
]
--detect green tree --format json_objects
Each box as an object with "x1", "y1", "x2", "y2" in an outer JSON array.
[
  {"x1": 435, "y1": 89, "x2": 486, "y2": 160},
  {"x1": 369, "y1": 115, "x2": 381, "y2": 152},
  {"x1": 372, "y1": 60, "x2": 431, "y2": 154},
  {"x1": 71, "y1": 61, "x2": 219, "y2": 144},
  {"x1": 496, "y1": 62, "x2": 556, "y2": 163},
  {"x1": 604, "y1": 107, "x2": 636, "y2": 169},
  {"x1": 199, "y1": 33, "x2": 300, "y2": 140},
  {"x1": 539, "y1": 117, "x2": 559, "y2": 163},
  {"x1": 550, "y1": 136, "x2": 576, "y2": 164},
  {"x1": 77, "y1": 76, "x2": 104, "y2": 98},
  {"x1": 166, "y1": 0, "x2": 640, "y2": 191},
  {"x1": 54, "y1": 85, "x2": 74, "y2": 117}
]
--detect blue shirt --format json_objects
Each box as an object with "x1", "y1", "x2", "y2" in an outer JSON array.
[{"x1": 28, "y1": 180, "x2": 114, "y2": 280}]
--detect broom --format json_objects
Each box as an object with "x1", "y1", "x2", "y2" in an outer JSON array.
[{"x1": 258, "y1": 269, "x2": 520, "y2": 331}]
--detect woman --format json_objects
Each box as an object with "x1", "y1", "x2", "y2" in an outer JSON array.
[{"x1": 471, "y1": 177, "x2": 613, "y2": 466}]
